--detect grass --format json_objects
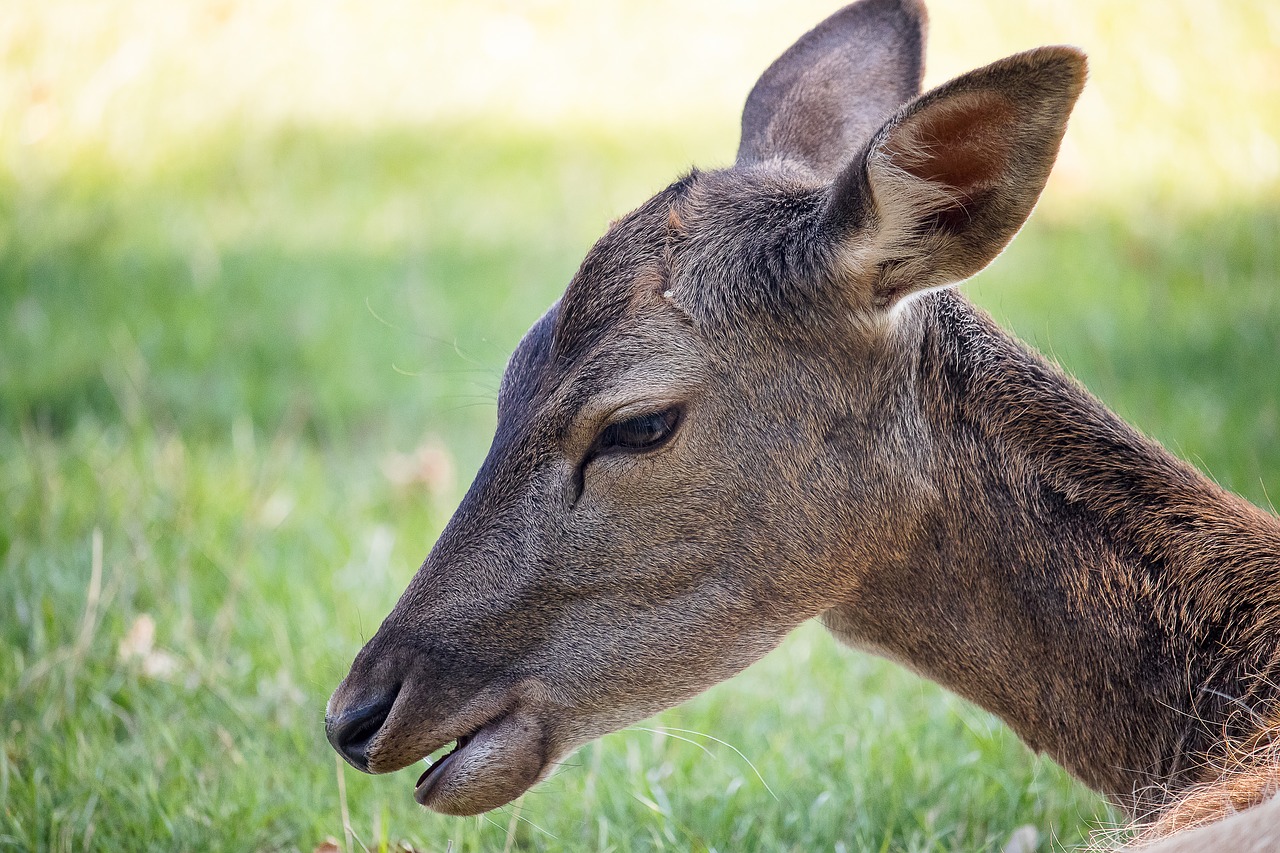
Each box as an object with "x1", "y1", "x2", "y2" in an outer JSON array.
[{"x1": 3, "y1": 2, "x2": 1278, "y2": 851}]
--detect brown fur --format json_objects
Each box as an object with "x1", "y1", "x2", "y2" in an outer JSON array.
[{"x1": 326, "y1": 1, "x2": 1280, "y2": 846}]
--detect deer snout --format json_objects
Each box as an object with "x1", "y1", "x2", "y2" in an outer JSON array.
[{"x1": 326, "y1": 631, "x2": 419, "y2": 773}]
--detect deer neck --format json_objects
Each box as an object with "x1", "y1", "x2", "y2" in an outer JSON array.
[{"x1": 822, "y1": 290, "x2": 1280, "y2": 811}]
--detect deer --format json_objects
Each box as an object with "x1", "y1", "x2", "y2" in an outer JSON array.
[{"x1": 325, "y1": 0, "x2": 1280, "y2": 848}]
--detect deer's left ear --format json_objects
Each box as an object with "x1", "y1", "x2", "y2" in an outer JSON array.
[
  {"x1": 737, "y1": 0, "x2": 928, "y2": 179},
  {"x1": 826, "y1": 46, "x2": 1086, "y2": 311}
]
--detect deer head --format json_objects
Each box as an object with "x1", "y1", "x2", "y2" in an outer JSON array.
[{"x1": 326, "y1": 0, "x2": 1085, "y2": 816}]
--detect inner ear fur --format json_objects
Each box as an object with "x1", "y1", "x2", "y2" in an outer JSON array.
[{"x1": 827, "y1": 46, "x2": 1087, "y2": 310}]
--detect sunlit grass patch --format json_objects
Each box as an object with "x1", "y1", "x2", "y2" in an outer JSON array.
[{"x1": 4, "y1": 1, "x2": 1278, "y2": 206}]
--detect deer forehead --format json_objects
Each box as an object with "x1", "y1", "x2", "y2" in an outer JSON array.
[
  {"x1": 547, "y1": 184, "x2": 683, "y2": 363},
  {"x1": 498, "y1": 167, "x2": 843, "y2": 441},
  {"x1": 497, "y1": 278, "x2": 703, "y2": 450}
]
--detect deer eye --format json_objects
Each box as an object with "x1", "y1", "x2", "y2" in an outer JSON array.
[{"x1": 596, "y1": 407, "x2": 682, "y2": 455}]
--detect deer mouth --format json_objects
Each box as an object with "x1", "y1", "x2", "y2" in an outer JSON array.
[{"x1": 411, "y1": 708, "x2": 547, "y2": 815}]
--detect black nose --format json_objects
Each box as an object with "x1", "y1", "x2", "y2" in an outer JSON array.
[{"x1": 326, "y1": 689, "x2": 397, "y2": 772}]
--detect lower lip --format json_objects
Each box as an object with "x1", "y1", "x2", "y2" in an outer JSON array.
[{"x1": 414, "y1": 734, "x2": 475, "y2": 805}]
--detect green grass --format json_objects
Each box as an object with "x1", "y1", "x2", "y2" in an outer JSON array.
[
  {"x1": 3, "y1": 2, "x2": 1279, "y2": 848},
  {"x1": 2, "y1": 119, "x2": 1277, "y2": 852}
]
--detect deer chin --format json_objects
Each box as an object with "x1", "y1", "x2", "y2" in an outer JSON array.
[{"x1": 411, "y1": 708, "x2": 548, "y2": 815}]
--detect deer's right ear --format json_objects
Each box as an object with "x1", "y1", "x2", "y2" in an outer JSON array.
[
  {"x1": 736, "y1": 0, "x2": 927, "y2": 180},
  {"x1": 825, "y1": 46, "x2": 1087, "y2": 311}
]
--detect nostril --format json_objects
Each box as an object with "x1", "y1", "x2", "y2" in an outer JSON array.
[
  {"x1": 342, "y1": 707, "x2": 386, "y2": 750},
  {"x1": 326, "y1": 688, "x2": 399, "y2": 772}
]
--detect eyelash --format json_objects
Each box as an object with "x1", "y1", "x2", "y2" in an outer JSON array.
[
  {"x1": 569, "y1": 406, "x2": 684, "y2": 505},
  {"x1": 594, "y1": 407, "x2": 683, "y2": 456}
]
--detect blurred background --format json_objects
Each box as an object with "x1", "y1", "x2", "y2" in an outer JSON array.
[{"x1": 2, "y1": 1, "x2": 1277, "y2": 850}]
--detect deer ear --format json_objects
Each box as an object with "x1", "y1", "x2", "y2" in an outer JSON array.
[
  {"x1": 826, "y1": 46, "x2": 1087, "y2": 310},
  {"x1": 737, "y1": 0, "x2": 927, "y2": 179}
]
